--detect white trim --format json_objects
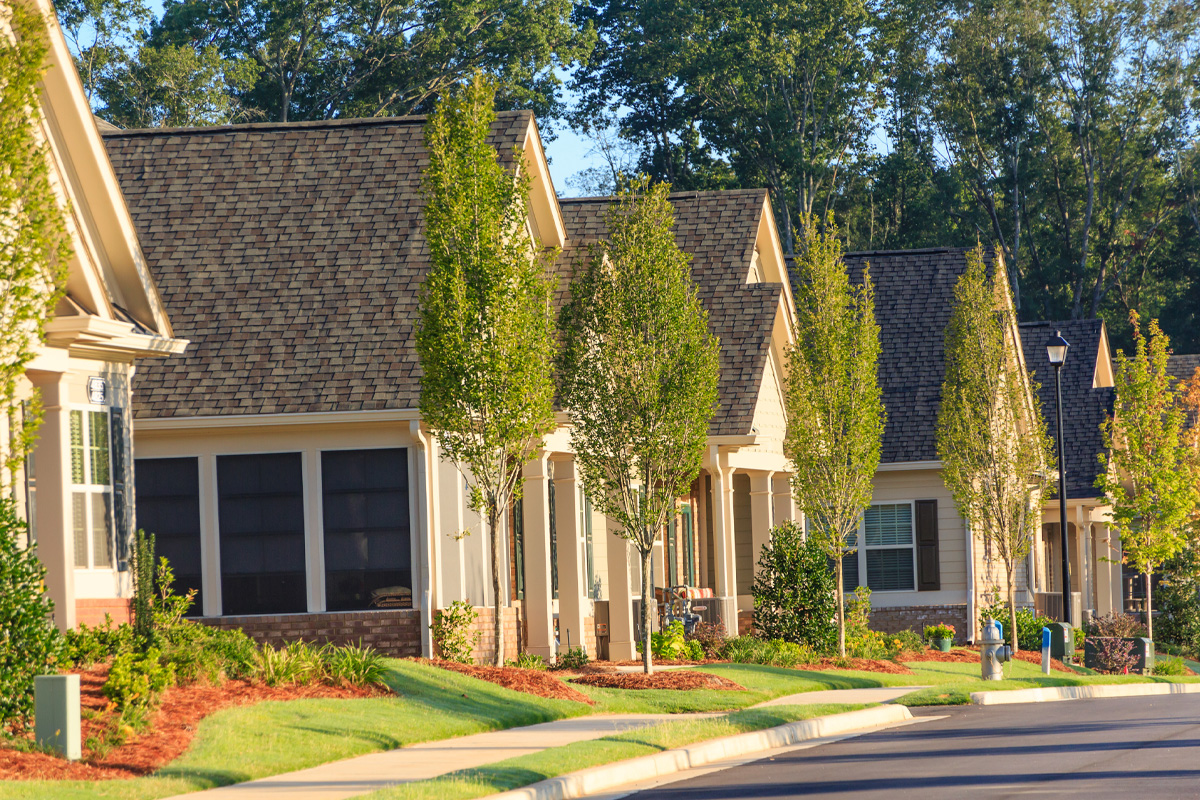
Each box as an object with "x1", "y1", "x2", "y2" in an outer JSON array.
[
  {"x1": 135, "y1": 408, "x2": 422, "y2": 431},
  {"x1": 965, "y1": 517, "x2": 975, "y2": 642},
  {"x1": 303, "y1": 450, "x2": 324, "y2": 613},
  {"x1": 876, "y1": 460, "x2": 943, "y2": 472},
  {"x1": 200, "y1": 454, "x2": 222, "y2": 616}
]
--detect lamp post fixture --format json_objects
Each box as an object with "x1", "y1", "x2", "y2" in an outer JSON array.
[{"x1": 1046, "y1": 330, "x2": 1071, "y2": 626}]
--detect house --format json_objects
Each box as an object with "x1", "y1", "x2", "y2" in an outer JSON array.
[
  {"x1": 9, "y1": 0, "x2": 186, "y2": 629},
  {"x1": 102, "y1": 113, "x2": 796, "y2": 661},
  {"x1": 1019, "y1": 320, "x2": 1120, "y2": 624}
]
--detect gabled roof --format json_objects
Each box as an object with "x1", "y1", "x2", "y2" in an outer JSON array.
[
  {"x1": 557, "y1": 191, "x2": 780, "y2": 436},
  {"x1": 1019, "y1": 319, "x2": 1116, "y2": 500},
  {"x1": 105, "y1": 118, "x2": 781, "y2": 430},
  {"x1": 809, "y1": 247, "x2": 1001, "y2": 464},
  {"x1": 1168, "y1": 354, "x2": 1200, "y2": 384}
]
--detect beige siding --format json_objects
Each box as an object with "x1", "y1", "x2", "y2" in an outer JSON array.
[
  {"x1": 750, "y1": 352, "x2": 787, "y2": 456},
  {"x1": 867, "y1": 469, "x2": 968, "y2": 608}
]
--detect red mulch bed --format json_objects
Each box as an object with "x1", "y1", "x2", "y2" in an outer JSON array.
[
  {"x1": 570, "y1": 671, "x2": 746, "y2": 691},
  {"x1": 902, "y1": 646, "x2": 1073, "y2": 673},
  {"x1": 796, "y1": 657, "x2": 916, "y2": 675},
  {"x1": 0, "y1": 663, "x2": 384, "y2": 782},
  {"x1": 421, "y1": 659, "x2": 595, "y2": 705}
]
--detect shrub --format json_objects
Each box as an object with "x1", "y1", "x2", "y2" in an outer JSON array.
[
  {"x1": 651, "y1": 620, "x2": 687, "y2": 660},
  {"x1": 554, "y1": 646, "x2": 589, "y2": 670},
  {"x1": 1088, "y1": 612, "x2": 1148, "y2": 640},
  {"x1": 65, "y1": 614, "x2": 134, "y2": 667},
  {"x1": 430, "y1": 600, "x2": 479, "y2": 664},
  {"x1": 103, "y1": 647, "x2": 174, "y2": 713},
  {"x1": 131, "y1": 529, "x2": 157, "y2": 645},
  {"x1": 324, "y1": 642, "x2": 387, "y2": 686},
  {"x1": 683, "y1": 639, "x2": 704, "y2": 661},
  {"x1": 1152, "y1": 656, "x2": 1187, "y2": 676},
  {"x1": 1158, "y1": 547, "x2": 1200, "y2": 654},
  {"x1": 1089, "y1": 636, "x2": 1138, "y2": 674},
  {"x1": 506, "y1": 652, "x2": 549, "y2": 670},
  {"x1": 720, "y1": 636, "x2": 814, "y2": 667},
  {"x1": 750, "y1": 521, "x2": 836, "y2": 652},
  {"x1": 0, "y1": 499, "x2": 66, "y2": 733},
  {"x1": 924, "y1": 623, "x2": 956, "y2": 640},
  {"x1": 979, "y1": 595, "x2": 1054, "y2": 650},
  {"x1": 891, "y1": 629, "x2": 925, "y2": 655},
  {"x1": 686, "y1": 620, "x2": 727, "y2": 658}
]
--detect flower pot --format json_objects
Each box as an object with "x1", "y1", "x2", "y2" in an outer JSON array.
[{"x1": 937, "y1": 637, "x2": 953, "y2": 652}]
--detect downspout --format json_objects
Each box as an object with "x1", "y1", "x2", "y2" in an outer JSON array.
[
  {"x1": 965, "y1": 517, "x2": 976, "y2": 643},
  {"x1": 410, "y1": 420, "x2": 436, "y2": 658}
]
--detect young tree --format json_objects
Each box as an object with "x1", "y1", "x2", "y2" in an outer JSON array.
[
  {"x1": 1098, "y1": 314, "x2": 1199, "y2": 641},
  {"x1": 558, "y1": 177, "x2": 720, "y2": 674},
  {"x1": 417, "y1": 73, "x2": 558, "y2": 666},
  {"x1": 785, "y1": 214, "x2": 885, "y2": 657},
  {"x1": 936, "y1": 245, "x2": 1053, "y2": 651}
]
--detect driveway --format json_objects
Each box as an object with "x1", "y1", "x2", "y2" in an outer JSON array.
[{"x1": 616, "y1": 694, "x2": 1200, "y2": 799}]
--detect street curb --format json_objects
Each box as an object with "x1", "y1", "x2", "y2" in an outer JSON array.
[
  {"x1": 479, "y1": 705, "x2": 913, "y2": 800},
  {"x1": 971, "y1": 681, "x2": 1200, "y2": 705}
]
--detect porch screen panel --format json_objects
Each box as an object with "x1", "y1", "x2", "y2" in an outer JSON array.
[
  {"x1": 217, "y1": 453, "x2": 307, "y2": 615},
  {"x1": 135, "y1": 457, "x2": 203, "y2": 614},
  {"x1": 321, "y1": 448, "x2": 410, "y2": 611}
]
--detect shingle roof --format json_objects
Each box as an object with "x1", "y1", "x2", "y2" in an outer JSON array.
[
  {"x1": 104, "y1": 117, "x2": 777, "y2": 435},
  {"x1": 1168, "y1": 354, "x2": 1200, "y2": 384},
  {"x1": 796, "y1": 248, "x2": 998, "y2": 464},
  {"x1": 1018, "y1": 319, "x2": 1115, "y2": 500},
  {"x1": 557, "y1": 192, "x2": 776, "y2": 436}
]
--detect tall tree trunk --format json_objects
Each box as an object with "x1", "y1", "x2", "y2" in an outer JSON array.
[
  {"x1": 835, "y1": 559, "x2": 846, "y2": 658},
  {"x1": 1145, "y1": 569, "x2": 1153, "y2": 642},
  {"x1": 1007, "y1": 562, "x2": 1019, "y2": 654},
  {"x1": 641, "y1": 546, "x2": 654, "y2": 675},
  {"x1": 489, "y1": 504, "x2": 504, "y2": 667}
]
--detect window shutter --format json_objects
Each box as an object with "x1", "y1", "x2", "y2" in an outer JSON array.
[
  {"x1": 916, "y1": 499, "x2": 940, "y2": 591},
  {"x1": 111, "y1": 409, "x2": 132, "y2": 571}
]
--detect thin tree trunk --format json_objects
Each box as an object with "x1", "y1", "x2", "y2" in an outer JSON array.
[
  {"x1": 1007, "y1": 562, "x2": 1019, "y2": 654},
  {"x1": 835, "y1": 558, "x2": 846, "y2": 658},
  {"x1": 641, "y1": 546, "x2": 654, "y2": 675},
  {"x1": 1145, "y1": 569, "x2": 1153, "y2": 642},
  {"x1": 489, "y1": 505, "x2": 504, "y2": 667}
]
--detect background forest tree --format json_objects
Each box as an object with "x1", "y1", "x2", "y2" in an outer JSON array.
[{"x1": 59, "y1": 0, "x2": 1200, "y2": 352}]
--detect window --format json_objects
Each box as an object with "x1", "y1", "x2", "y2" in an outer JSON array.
[
  {"x1": 217, "y1": 453, "x2": 307, "y2": 615},
  {"x1": 548, "y1": 467, "x2": 558, "y2": 599},
  {"x1": 665, "y1": 514, "x2": 677, "y2": 586},
  {"x1": 580, "y1": 489, "x2": 596, "y2": 599},
  {"x1": 808, "y1": 514, "x2": 860, "y2": 593},
  {"x1": 321, "y1": 448, "x2": 410, "y2": 611},
  {"x1": 681, "y1": 504, "x2": 696, "y2": 586},
  {"x1": 862, "y1": 503, "x2": 916, "y2": 591},
  {"x1": 511, "y1": 498, "x2": 525, "y2": 601},
  {"x1": 135, "y1": 457, "x2": 203, "y2": 614},
  {"x1": 70, "y1": 409, "x2": 113, "y2": 569}
]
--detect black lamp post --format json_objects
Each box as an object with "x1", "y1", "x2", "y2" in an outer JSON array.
[{"x1": 1046, "y1": 330, "x2": 1071, "y2": 626}]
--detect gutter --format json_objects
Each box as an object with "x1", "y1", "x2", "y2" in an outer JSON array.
[
  {"x1": 965, "y1": 517, "x2": 976, "y2": 643},
  {"x1": 410, "y1": 420, "x2": 435, "y2": 658}
]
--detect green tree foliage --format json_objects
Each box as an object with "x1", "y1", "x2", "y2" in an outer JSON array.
[
  {"x1": 937, "y1": 245, "x2": 1054, "y2": 650},
  {"x1": 1098, "y1": 313, "x2": 1199, "y2": 641},
  {"x1": 784, "y1": 214, "x2": 885, "y2": 657},
  {"x1": 557, "y1": 177, "x2": 720, "y2": 674},
  {"x1": 417, "y1": 73, "x2": 558, "y2": 666},
  {"x1": 1158, "y1": 546, "x2": 1200, "y2": 656},
  {"x1": 0, "y1": 2, "x2": 72, "y2": 484},
  {"x1": 750, "y1": 521, "x2": 837, "y2": 652},
  {"x1": 73, "y1": 0, "x2": 593, "y2": 125},
  {"x1": 0, "y1": 499, "x2": 67, "y2": 734}
]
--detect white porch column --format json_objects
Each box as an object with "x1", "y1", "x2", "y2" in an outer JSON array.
[
  {"x1": 552, "y1": 457, "x2": 588, "y2": 655},
  {"x1": 749, "y1": 471, "x2": 774, "y2": 580},
  {"x1": 521, "y1": 454, "x2": 555, "y2": 659},
  {"x1": 772, "y1": 474, "x2": 794, "y2": 524},
  {"x1": 605, "y1": 516, "x2": 637, "y2": 661},
  {"x1": 28, "y1": 370, "x2": 75, "y2": 630},
  {"x1": 707, "y1": 448, "x2": 738, "y2": 628}
]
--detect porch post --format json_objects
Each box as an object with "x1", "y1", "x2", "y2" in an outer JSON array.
[
  {"x1": 552, "y1": 457, "x2": 587, "y2": 656},
  {"x1": 28, "y1": 370, "x2": 75, "y2": 631},
  {"x1": 772, "y1": 473, "x2": 795, "y2": 524},
  {"x1": 521, "y1": 454, "x2": 555, "y2": 659},
  {"x1": 1095, "y1": 523, "x2": 1116, "y2": 616},
  {"x1": 605, "y1": 516, "x2": 637, "y2": 661},
  {"x1": 749, "y1": 471, "x2": 774, "y2": 580},
  {"x1": 707, "y1": 448, "x2": 738, "y2": 628}
]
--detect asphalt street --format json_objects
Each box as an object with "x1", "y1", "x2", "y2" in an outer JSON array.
[{"x1": 620, "y1": 695, "x2": 1200, "y2": 799}]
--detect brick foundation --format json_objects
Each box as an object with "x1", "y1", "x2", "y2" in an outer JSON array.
[
  {"x1": 869, "y1": 604, "x2": 970, "y2": 643},
  {"x1": 737, "y1": 609, "x2": 754, "y2": 636},
  {"x1": 75, "y1": 598, "x2": 131, "y2": 628},
  {"x1": 467, "y1": 604, "x2": 525, "y2": 664},
  {"x1": 200, "y1": 609, "x2": 422, "y2": 657},
  {"x1": 583, "y1": 615, "x2": 598, "y2": 657}
]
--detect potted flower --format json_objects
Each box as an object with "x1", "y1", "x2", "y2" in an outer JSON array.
[{"x1": 924, "y1": 623, "x2": 956, "y2": 652}]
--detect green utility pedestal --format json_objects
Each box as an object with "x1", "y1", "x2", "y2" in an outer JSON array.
[
  {"x1": 1048, "y1": 622, "x2": 1074, "y2": 665},
  {"x1": 35, "y1": 674, "x2": 81, "y2": 761}
]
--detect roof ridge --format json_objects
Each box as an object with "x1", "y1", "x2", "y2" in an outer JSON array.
[
  {"x1": 101, "y1": 109, "x2": 533, "y2": 139},
  {"x1": 841, "y1": 246, "x2": 974, "y2": 257},
  {"x1": 558, "y1": 188, "x2": 768, "y2": 204}
]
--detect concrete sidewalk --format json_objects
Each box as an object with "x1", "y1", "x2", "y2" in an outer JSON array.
[{"x1": 161, "y1": 685, "x2": 926, "y2": 800}]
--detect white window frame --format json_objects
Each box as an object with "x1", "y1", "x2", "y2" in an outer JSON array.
[
  {"x1": 856, "y1": 500, "x2": 918, "y2": 593},
  {"x1": 70, "y1": 407, "x2": 114, "y2": 571}
]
